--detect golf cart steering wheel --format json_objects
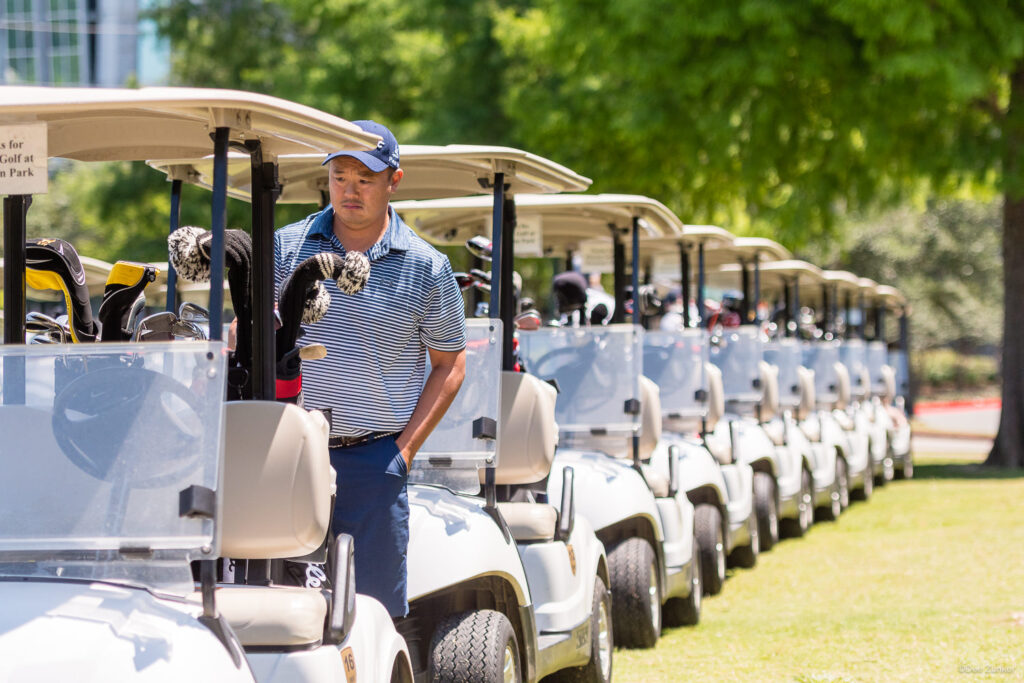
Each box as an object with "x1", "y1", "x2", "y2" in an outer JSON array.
[{"x1": 52, "y1": 366, "x2": 204, "y2": 486}]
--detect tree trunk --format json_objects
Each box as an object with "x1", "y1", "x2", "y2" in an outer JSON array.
[{"x1": 986, "y1": 61, "x2": 1024, "y2": 467}]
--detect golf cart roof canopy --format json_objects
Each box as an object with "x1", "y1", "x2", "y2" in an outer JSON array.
[
  {"x1": 823, "y1": 270, "x2": 862, "y2": 293},
  {"x1": 709, "y1": 258, "x2": 824, "y2": 294},
  {"x1": 875, "y1": 284, "x2": 907, "y2": 309},
  {"x1": 0, "y1": 86, "x2": 379, "y2": 161},
  {"x1": 394, "y1": 192, "x2": 682, "y2": 250},
  {"x1": 149, "y1": 144, "x2": 591, "y2": 204},
  {"x1": 858, "y1": 277, "x2": 879, "y2": 294}
]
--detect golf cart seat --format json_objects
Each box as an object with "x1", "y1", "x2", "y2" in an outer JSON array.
[
  {"x1": 796, "y1": 366, "x2": 816, "y2": 422},
  {"x1": 833, "y1": 363, "x2": 852, "y2": 412},
  {"x1": 703, "y1": 363, "x2": 732, "y2": 465},
  {"x1": 800, "y1": 416, "x2": 821, "y2": 443},
  {"x1": 880, "y1": 365, "x2": 897, "y2": 404},
  {"x1": 758, "y1": 361, "x2": 780, "y2": 425},
  {"x1": 493, "y1": 371, "x2": 563, "y2": 542},
  {"x1": 762, "y1": 419, "x2": 786, "y2": 447},
  {"x1": 205, "y1": 401, "x2": 333, "y2": 647}
]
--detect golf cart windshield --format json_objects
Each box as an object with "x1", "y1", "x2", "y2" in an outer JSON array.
[
  {"x1": 643, "y1": 329, "x2": 707, "y2": 420},
  {"x1": 518, "y1": 324, "x2": 642, "y2": 437},
  {"x1": 765, "y1": 338, "x2": 802, "y2": 408},
  {"x1": 866, "y1": 341, "x2": 888, "y2": 396},
  {"x1": 0, "y1": 342, "x2": 226, "y2": 595},
  {"x1": 412, "y1": 319, "x2": 501, "y2": 494},
  {"x1": 803, "y1": 340, "x2": 840, "y2": 405},
  {"x1": 709, "y1": 326, "x2": 763, "y2": 404},
  {"x1": 890, "y1": 349, "x2": 909, "y2": 399}
]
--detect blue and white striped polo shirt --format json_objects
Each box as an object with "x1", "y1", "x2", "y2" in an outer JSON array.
[{"x1": 274, "y1": 206, "x2": 467, "y2": 437}]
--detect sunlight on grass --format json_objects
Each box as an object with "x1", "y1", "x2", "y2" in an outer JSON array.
[{"x1": 615, "y1": 450, "x2": 1024, "y2": 682}]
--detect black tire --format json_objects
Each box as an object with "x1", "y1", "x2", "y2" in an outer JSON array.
[
  {"x1": 781, "y1": 468, "x2": 814, "y2": 538},
  {"x1": 663, "y1": 544, "x2": 702, "y2": 627},
  {"x1": 694, "y1": 504, "x2": 726, "y2": 596},
  {"x1": 727, "y1": 510, "x2": 759, "y2": 569},
  {"x1": 836, "y1": 455, "x2": 850, "y2": 510},
  {"x1": 816, "y1": 455, "x2": 843, "y2": 522},
  {"x1": 851, "y1": 462, "x2": 874, "y2": 501},
  {"x1": 548, "y1": 577, "x2": 613, "y2": 683},
  {"x1": 607, "y1": 537, "x2": 661, "y2": 649},
  {"x1": 753, "y1": 471, "x2": 779, "y2": 551},
  {"x1": 428, "y1": 609, "x2": 521, "y2": 683},
  {"x1": 895, "y1": 452, "x2": 914, "y2": 480}
]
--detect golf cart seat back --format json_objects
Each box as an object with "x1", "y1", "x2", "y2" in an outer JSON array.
[
  {"x1": 491, "y1": 372, "x2": 566, "y2": 542},
  {"x1": 833, "y1": 363, "x2": 852, "y2": 411},
  {"x1": 704, "y1": 363, "x2": 726, "y2": 433},
  {"x1": 492, "y1": 371, "x2": 559, "y2": 485},
  {"x1": 570, "y1": 375, "x2": 662, "y2": 461},
  {"x1": 209, "y1": 401, "x2": 333, "y2": 648},
  {"x1": 880, "y1": 365, "x2": 897, "y2": 404},
  {"x1": 221, "y1": 401, "x2": 332, "y2": 558},
  {"x1": 856, "y1": 365, "x2": 872, "y2": 401},
  {"x1": 796, "y1": 366, "x2": 816, "y2": 421},
  {"x1": 758, "y1": 361, "x2": 780, "y2": 422}
]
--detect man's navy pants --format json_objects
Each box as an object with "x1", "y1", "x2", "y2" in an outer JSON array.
[{"x1": 329, "y1": 435, "x2": 409, "y2": 618}]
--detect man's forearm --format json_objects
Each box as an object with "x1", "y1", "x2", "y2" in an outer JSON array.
[{"x1": 395, "y1": 349, "x2": 466, "y2": 467}]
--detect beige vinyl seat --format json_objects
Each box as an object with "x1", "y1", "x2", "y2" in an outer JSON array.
[
  {"x1": 880, "y1": 365, "x2": 897, "y2": 404},
  {"x1": 703, "y1": 363, "x2": 732, "y2": 465},
  {"x1": 196, "y1": 401, "x2": 333, "y2": 648},
  {"x1": 832, "y1": 364, "x2": 856, "y2": 430},
  {"x1": 493, "y1": 371, "x2": 563, "y2": 542},
  {"x1": 758, "y1": 361, "x2": 785, "y2": 445},
  {"x1": 796, "y1": 367, "x2": 821, "y2": 442}
]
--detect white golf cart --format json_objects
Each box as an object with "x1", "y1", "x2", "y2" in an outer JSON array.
[
  {"x1": 630, "y1": 228, "x2": 759, "y2": 595},
  {"x1": 396, "y1": 193, "x2": 703, "y2": 647},
  {"x1": 698, "y1": 234, "x2": 811, "y2": 550},
  {"x1": 873, "y1": 284, "x2": 913, "y2": 478},
  {"x1": 804, "y1": 271, "x2": 875, "y2": 500},
  {"x1": 154, "y1": 145, "x2": 613, "y2": 682},
  {"x1": 740, "y1": 259, "x2": 846, "y2": 521},
  {"x1": 0, "y1": 86, "x2": 414, "y2": 682}
]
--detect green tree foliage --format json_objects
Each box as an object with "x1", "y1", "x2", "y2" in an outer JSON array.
[{"x1": 803, "y1": 199, "x2": 1003, "y2": 352}]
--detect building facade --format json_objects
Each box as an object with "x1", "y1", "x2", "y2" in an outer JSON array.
[{"x1": 1, "y1": 0, "x2": 167, "y2": 86}]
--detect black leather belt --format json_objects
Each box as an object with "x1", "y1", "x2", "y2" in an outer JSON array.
[{"x1": 328, "y1": 431, "x2": 402, "y2": 450}]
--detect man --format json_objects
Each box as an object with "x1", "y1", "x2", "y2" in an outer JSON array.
[{"x1": 274, "y1": 121, "x2": 467, "y2": 618}]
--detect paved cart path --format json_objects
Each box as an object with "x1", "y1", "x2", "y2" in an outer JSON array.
[{"x1": 614, "y1": 446, "x2": 1024, "y2": 682}]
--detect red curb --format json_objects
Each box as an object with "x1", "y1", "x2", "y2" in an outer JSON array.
[{"x1": 914, "y1": 397, "x2": 1001, "y2": 413}]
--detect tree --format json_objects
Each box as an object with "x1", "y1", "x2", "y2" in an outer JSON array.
[{"x1": 492, "y1": 0, "x2": 1024, "y2": 466}]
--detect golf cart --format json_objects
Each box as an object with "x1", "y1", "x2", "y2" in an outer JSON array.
[
  {"x1": 396, "y1": 192, "x2": 703, "y2": 646},
  {"x1": 699, "y1": 234, "x2": 811, "y2": 550},
  {"x1": 872, "y1": 284, "x2": 913, "y2": 479},
  {"x1": 804, "y1": 270, "x2": 875, "y2": 500},
  {"x1": 628, "y1": 226, "x2": 760, "y2": 595},
  {"x1": 0, "y1": 86, "x2": 414, "y2": 683},
  {"x1": 154, "y1": 145, "x2": 613, "y2": 683}
]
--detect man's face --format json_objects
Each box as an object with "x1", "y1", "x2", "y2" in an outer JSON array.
[{"x1": 327, "y1": 156, "x2": 403, "y2": 232}]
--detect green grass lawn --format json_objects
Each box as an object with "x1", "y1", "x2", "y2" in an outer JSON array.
[{"x1": 614, "y1": 451, "x2": 1024, "y2": 682}]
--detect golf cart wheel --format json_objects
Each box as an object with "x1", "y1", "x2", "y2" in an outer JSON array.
[
  {"x1": 607, "y1": 537, "x2": 661, "y2": 649},
  {"x1": 663, "y1": 547, "x2": 702, "y2": 627},
  {"x1": 781, "y1": 469, "x2": 814, "y2": 538},
  {"x1": 428, "y1": 609, "x2": 521, "y2": 683},
  {"x1": 694, "y1": 504, "x2": 726, "y2": 596},
  {"x1": 852, "y1": 462, "x2": 873, "y2": 501},
  {"x1": 753, "y1": 471, "x2": 779, "y2": 551},
  {"x1": 895, "y1": 452, "x2": 914, "y2": 480},
  {"x1": 816, "y1": 457, "x2": 844, "y2": 522},
  {"x1": 728, "y1": 509, "x2": 759, "y2": 569},
  {"x1": 836, "y1": 455, "x2": 850, "y2": 510},
  {"x1": 548, "y1": 576, "x2": 613, "y2": 683}
]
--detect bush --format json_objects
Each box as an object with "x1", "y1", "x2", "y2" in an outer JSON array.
[{"x1": 914, "y1": 349, "x2": 999, "y2": 390}]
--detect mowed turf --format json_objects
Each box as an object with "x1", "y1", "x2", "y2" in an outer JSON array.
[{"x1": 614, "y1": 451, "x2": 1024, "y2": 682}]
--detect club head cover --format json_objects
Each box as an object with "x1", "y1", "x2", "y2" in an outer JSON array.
[
  {"x1": 167, "y1": 226, "x2": 211, "y2": 283},
  {"x1": 25, "y1": 238, "x2": 99, "y2": 343},
  {"x1": 98, "y1": 261, "x2": 158, "y2": 342}
]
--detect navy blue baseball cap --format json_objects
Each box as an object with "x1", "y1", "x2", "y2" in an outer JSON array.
[{"x1": 322, "y1": 120, "x2": 400, "y2": 172}]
